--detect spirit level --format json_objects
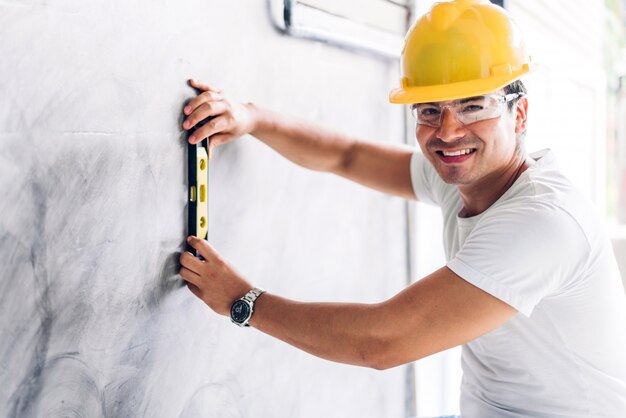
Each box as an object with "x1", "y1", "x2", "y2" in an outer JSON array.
[{"x1": 187, "y1": 121, "x2": 210, "y2": 256}]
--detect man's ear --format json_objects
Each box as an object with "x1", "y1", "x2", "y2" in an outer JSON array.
[{"x1": 515, "y1": 96, "x2": 529, "y2": 134}]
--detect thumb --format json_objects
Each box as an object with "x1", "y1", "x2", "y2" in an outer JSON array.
[{"x1": 186, "y1": 236, "x2": 219, "y2": 261}]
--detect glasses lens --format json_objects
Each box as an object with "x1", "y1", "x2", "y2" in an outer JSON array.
[
  {"x1": 455, "y1": 96, "x2": 505, "y2": 124},
  {"x1": 411, "y1": 103, "x2": 442, "y2": 126}
]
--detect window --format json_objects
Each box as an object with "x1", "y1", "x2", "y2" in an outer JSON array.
[{"x1": 269, "y1": 0, "x2": 412, "y2": 59}]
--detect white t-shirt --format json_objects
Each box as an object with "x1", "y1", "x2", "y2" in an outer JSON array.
[{"x1": 410, "y1": 149, "x2": 626, "y2": 418}]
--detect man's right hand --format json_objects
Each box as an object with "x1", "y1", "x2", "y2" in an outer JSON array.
[{"x1": 183, "y1": 79, "x2": 256, "y2": 153}]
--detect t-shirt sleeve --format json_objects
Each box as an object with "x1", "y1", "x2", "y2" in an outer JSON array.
[
  {"x1": 446, "y1": 202, "x2": 591, "y2": 317},
  {"x1": 410, "y1": 151, "x2": 446, "y2": 206}
]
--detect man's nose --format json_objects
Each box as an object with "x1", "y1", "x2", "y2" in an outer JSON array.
[{"x1": 436, "y1": 108, "x2": 465, "y2": 142}]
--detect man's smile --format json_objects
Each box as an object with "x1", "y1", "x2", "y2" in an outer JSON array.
[{"x1": 434, "y1": 148, "x2": 477, "y2": 164}]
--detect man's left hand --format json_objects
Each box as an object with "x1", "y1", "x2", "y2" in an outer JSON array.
[{"x1": 179, "y1": 236, "x2": 253, "y2": 316}]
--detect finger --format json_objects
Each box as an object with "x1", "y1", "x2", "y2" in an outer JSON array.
[
  {"x1": 186, "y1": 281, "x2": 203, "y2": 300},
  {"x1": 184, "y1": 90, "x2": 223, "y2": 116},
  {"x1": 180, "y1": 266, "x2": 202, "y2": 286},
  {"x1": 188, "y1": 115, "x2": 229, "y2": 144},
  {"x1": 187, "y1": 236, "x2": 219, "y2": 261},
  {"x1": 183, "y1": 101, "x2": 228, "y2": 130},
  {"x1": 188, "y1": 79, "x2": 222, "y2": 94},
  {"x1": 179, "y1": 251, "x2": 205, "y2": 275}
]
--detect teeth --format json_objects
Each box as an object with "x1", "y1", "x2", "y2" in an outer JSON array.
[{"x1": 442, "y1": 148, "x2": 474, "y2": 157}]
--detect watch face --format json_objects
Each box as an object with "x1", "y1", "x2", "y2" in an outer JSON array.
[{"x1": 231, "y1": 300, "x2": 252, "y2": 324}]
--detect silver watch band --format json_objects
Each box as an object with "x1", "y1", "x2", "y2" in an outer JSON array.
[{"x1": 243, "y1": 287, "x2": 265, "y2": 303}]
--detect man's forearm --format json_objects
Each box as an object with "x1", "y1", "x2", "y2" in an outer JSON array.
[
  {"x1": 248, "y1": 103, "x2": 355, "y2": 174},
  {"x1": 247, "y1": 103, "x2": 415, "y2": 199},
  {"x1": 249, "y1": 293, "x2": 391, "y2": 369},
  {"x1": 182, "y1": 238, "x2": 518, "y2": 372}
]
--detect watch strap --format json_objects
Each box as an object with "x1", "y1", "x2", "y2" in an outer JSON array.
[{"x1": 242, "y1": 287, "x2": 265, "y2": 303}]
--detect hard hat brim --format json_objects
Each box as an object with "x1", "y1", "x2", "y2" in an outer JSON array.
[{"x1": 389, "y1": 67, "x2": 530, "y2": 104}]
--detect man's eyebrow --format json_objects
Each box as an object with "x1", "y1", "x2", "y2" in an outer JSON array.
[{"x1": 459, "y1": 96, "x2": 485, "y2": 103}]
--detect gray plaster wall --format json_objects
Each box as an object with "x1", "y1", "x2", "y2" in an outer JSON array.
[{"x1": 0, "y1": 0, "x2": 410, "y2": 417}]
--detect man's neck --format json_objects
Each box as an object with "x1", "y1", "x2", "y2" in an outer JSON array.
[{"x1": 457, "y1": 156, "x2": 530, "y2": 218}]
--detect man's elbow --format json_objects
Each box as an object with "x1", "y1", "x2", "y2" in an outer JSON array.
[
  {"x1": 359, "y1": 338, "x2": 413, "y2": 371},
  {"x1": 365, "y1": 353, "x2": 405, "y2": 371},
  {"x1": 333, "y1": 140, "x2": 359, "y2": 176},
  {"x1": 368, "y1": 358, "x2": 396, "y2": 371}
]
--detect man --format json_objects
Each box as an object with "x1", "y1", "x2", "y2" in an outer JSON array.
[{"x1": 179, "y1": 0, "x2": 626, "y2": 416}]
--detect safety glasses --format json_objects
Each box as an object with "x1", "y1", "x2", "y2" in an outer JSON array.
[{"x1": 409, "y1": 93, "x2": 524, "y2": 127}]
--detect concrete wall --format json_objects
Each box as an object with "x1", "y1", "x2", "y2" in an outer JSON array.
[{"x1": 0, "y1": 0, "x2": 409, "y2": 416}]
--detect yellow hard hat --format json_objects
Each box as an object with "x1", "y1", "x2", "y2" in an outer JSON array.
[{"x1": 389, "y1": 0, "x2": 532, "y2": 104}]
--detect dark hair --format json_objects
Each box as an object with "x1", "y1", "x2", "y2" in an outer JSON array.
[
  {"x1": 503, "y1": 79, "x2": 527, "y2": 111},
  {"x1": 504, "y1": 79, "x2": 528, "y2": 152}
]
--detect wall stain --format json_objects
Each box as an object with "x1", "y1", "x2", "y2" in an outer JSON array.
[
  {"x1": 8, "y1": 181, "x2": 53, "y2": 417},
  {"x1": 12, "y1": 353, "x2": 104, "y2": 417}
]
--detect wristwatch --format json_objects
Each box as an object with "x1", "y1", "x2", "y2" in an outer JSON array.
[{"x1": 230, "y1": 288, "x2": 266, "y2": 327}]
